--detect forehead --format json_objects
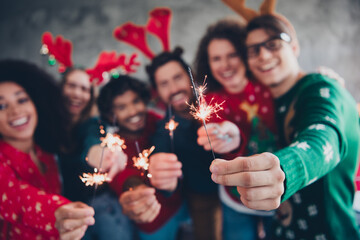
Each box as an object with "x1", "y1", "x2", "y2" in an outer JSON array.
[
  {"x1": 246, "y1": 29, "x2": 273, "y2": 46},
  {"x1": 66, "y1": 70, "x2": 91, "y2": 87},
  {"x1": 0, "y1": 81, "x2": 26, "y2": 97},
  {"x1": 113, "y1": 90, "x2": 141, "y2": 105},
  {"x1": 154, "y1": 61, "x2": 186, "y2": 82},
  {"x1": 208, "y1": 39, "x2": 236, "y2": 55}
]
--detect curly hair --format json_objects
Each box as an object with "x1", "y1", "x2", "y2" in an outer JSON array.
[
  {"x1": 0, "y1": 59, "x2": 70, "y2": 153},
  {"x1": 193, "y1": 19, "x2": 247, "y2": 92},
  {"x1": 60, "y1": 67, "x2": 95, "y2": 124},
  {"x1": 97, "y1": 75, "x2": 150, "y2": 123},
  {"x1": 145, "y1": 47, "x2": 190, "y2": 89}
]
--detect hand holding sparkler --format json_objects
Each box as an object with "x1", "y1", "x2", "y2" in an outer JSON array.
[
  {"x1": 81, "y1": 132, "x2": 127, "y2": 186},
  {"x1": 86, "y1": 145, "x2": 128, "y2": 180},
  {"x1": 197, "y1": 121, "x2": 241, "y2": 154},
  {"x1": 210, "y1": 152, "x2": 285, "y2": 211},
  {"x1": 119, "y1": 185, "x2": 161, "y2": 223},
  {"x1": 55, "y1": 202, "x2": 95, "y2": 240},
  {"x1": 148, "y1": 153, "x2": 182, "y2": 192}
]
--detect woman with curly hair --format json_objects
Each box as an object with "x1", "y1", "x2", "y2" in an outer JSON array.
[{"x1": 0, "y1": 59, "x2": 94, "y2": 240}]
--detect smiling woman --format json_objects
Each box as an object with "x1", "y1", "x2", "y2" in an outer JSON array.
[{"x1": 0, "y1": 59, "x2": 95, "y2": 240}]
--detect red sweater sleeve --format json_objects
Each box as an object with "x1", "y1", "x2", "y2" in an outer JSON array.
[{"x1": 0, "y1": 161, "x2": 70, "y2": 237}]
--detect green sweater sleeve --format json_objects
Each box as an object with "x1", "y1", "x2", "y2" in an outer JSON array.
[{"x1": 274, "y1": 76, "x2": 348, "y2": 201}]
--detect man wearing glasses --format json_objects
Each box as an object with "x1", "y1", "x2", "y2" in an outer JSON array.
[{"x1": 210, "y1": 14, "x2": 360, "y2": 240}]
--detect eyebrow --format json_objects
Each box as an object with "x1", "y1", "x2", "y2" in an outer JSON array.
[
  {"x1": 15, "y1": 90, "x2": 26, "y2": 96},
  {"x1": 0, "y1": 90, "x2": 26, "y2": 100}
]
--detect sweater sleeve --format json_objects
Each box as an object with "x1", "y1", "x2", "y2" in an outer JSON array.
[
  {"x1": 274, "y1": 79, "x2": 347, "y2": 201},
  {"x1": 0, "y1": 162, "x2": 70, "y2": 237}
]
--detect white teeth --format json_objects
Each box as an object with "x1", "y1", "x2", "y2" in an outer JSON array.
[
  {"x1": 260, "y1": 62, "x2": 277, "y2": 71},
  {"x1": 172, "y1": 93, "x2": 185, "y2": 101},
  {"x1": 128, "y1": 115, "x2": 141, "y2": 123},
  {"x1": 221, "y1": 71, "x2": 234, "y2": 78},
  {"x1": 11, "y1": 117, "x2": 28, "y2": 127}
]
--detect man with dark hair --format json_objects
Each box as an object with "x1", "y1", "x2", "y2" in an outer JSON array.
[
  {"x1": 210, "y1": 14, "x2": 360, "y2": 239},
  {"x1": 146, "y1": 47, "x2": 226, "y2": 240},
  {"x1": 86, "y1": 75, "x2": 185, "y2": 240}
]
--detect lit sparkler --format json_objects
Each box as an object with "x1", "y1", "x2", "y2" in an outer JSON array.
[
  {"x1": 100, "y1": 132, "x2": 126, "y2": 152},
  {"x1": 81, "y1": 127, "x2": 126, "y2": 187},
  {"x1": 79, "y1": 168, "x2": 111, "y2": 186},
  {"x1": 187, "y1": 67, "x2": 224, "y2": 159},
  {"x1": 133, "y1": 145, "x2": 155, "y2": 178},
  {"x1": 165, "y1": 104, "x2": 179, "y2": 152}
]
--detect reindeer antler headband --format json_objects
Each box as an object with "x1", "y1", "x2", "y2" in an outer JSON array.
[
  {"x1": 40, "y1": 32, "x2": 140, "y2": 85},
  {"x1": 113, "y1": 7, "x2": 172, "y2": 59},
  {"x1": 221, "y1": 0, "x2": 296, "y2": 39}
]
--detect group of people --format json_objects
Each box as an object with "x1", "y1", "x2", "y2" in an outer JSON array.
[{"x1": 1, "y1": 4, "x2": 360, "y2": 240}]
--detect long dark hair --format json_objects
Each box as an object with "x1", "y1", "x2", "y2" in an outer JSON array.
[
  {"x1": 0, "y1": 59, "x2": 70, "y2": 153},
  {"x1": 193, "y1": 19, "x2": 247, "y2": 91},
  {"x1": 60, "y1": 67, "x2": 95, "y2": 124}
]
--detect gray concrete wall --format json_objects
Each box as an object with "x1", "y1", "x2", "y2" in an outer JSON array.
[{"x1": 1, "y1": 0, "x2": 359, "y2": 100}]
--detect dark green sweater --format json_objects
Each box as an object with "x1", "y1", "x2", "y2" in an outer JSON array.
[{"x1": 273, "y1": 74, "x2": 360, "y2": 239}]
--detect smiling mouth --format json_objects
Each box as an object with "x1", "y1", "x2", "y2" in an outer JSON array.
[
  {"x1": 259, "y1": 62, "x2": 277, "y2": 72},
  {"x1": 220, "y1": 70, "x2": 235, "y2": 79},
  {"x1": 10, "y1": 117, "x2": 29, "y2": 127},
  {"x1": 128, "y1": 115, "x2": 142, "y2": 124}
]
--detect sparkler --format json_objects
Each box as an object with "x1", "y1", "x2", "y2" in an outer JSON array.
[
  {"x1": 80, "y1": 127, "x2": 126, "y2": 188},
  {"x1": 133, "y1": 142, "x2": 155, "y2": 178},
  {"x1": 80, "y1": 168, "x2": 111, "y2": 187},
  {"x1": 187, "y1": 67, "x2": 224, "y2": 159},
  {"x1": 165, "y1": 104, "x2": 178, "y2": 152}
]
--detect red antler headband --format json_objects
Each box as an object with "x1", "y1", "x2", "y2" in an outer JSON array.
[
  {"x1": 86, "y1": 51, "x2": 140, "y2": 85},
  {"x1": 40, "y1": 32, "x2": 140, "y2": 85},
  {"x1": 113, "y1": 7, "x2": 172, "y2": 59},
  {"x1": 41, "y1": 32, "x2": 74, "y2": 73},
  {"x1": 221, "y1": 0, "x2": 297, "y2": 40}
]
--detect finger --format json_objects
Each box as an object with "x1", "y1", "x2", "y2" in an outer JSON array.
[
  {"x1": 136, "y1": 200, "x2": 161, "y2": 223},
  {"x1": 57, "y1": 216, "x2": 94, "y2": 233},
  {"x1": 212, "y1": 169, "x2": 282, "y2": 187},
  {"x1": 108, "y1": 165, "x2": 120, "y2": 180},
  {"x1": 150, "y1": 170, "x2": 182, "y2": 180},
  {"x1": 150, "y1": 153, "x2": 177, "y2": 162},
  {"x1": 120, "y1": 188, "x2": 156, "y2": 204},
  {"x1": 150, "y1": 160, "x2": 182, "y2": 171},
  {"x1": 240, "y1": 196, "x2": 281, "y2": 211},
  {"x1": 237, "y1": 184, "x2": 284, "y2": 202},
  {"x1": 59, "y1": 225, "x2": 88, "y2": 240},
  {"x1": 126, "y1": 195, "x2": 157, "y2": 216},
  {"x1": 55, "y1": 202, "x2": 94, "y2": 220},
  {"x1": 210, "y1": 152, "x2": 278, "y2": 175}
]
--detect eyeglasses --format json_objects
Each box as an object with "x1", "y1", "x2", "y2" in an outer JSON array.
[{"x1": 247, "y1": 32, "x2": 291, "y2": 58}]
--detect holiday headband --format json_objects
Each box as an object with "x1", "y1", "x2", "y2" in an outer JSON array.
[
  {"x1": 40, "y1": 32, "x2": 140, "y2": 85},
  {"x1": 113, "y1": 7, "x2": 172, "y2": 59},
  {"x1": 221, "y1": 0, "x2": 297, "y2": 40}
]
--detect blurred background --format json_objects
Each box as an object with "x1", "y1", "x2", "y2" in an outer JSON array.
[{"x1": 1, "y1": 0, "x2": 359, "y2": 100}]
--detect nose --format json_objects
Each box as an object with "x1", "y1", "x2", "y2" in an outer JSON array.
[
  {"x1": 8, "y1": 102, "x2": 22, "y2": 116},
  {"x1": 168, "y1": 81, "x2": 179, "y2": 95},
  {"x1": 257, "y1": 46, "x2": 273, "y2": 60}
]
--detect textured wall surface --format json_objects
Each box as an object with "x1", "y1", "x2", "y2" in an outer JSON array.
[{"x1": 1, "y1": 0, "x2": 359, "y2": 100}]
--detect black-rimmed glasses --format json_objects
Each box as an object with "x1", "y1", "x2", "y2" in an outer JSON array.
[{"x1": 247, "y1": 32, "x2": 291, "y2": 58}]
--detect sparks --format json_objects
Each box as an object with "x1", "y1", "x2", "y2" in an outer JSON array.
[
  {"x1": 79, "y1": 169, "x2": 111, "y2": 187},
  {"x1": 188, "y1": 97, "x2": 224, "y2": 122},
  {"x1": 133, "y1": 146, "x2": 155, "y2": 173},
  {"x1": 165, "y1": 118, "x2": 179, "y2": 137},
  {"x1": 100, "y1": 133, "x2": 126, "y2": 152},
  {"x1": 187, "y1": 68, "x2": 224, "y2": 159}
]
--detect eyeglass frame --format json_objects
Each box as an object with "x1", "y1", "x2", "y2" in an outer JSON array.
[{"x1": 246, "y1": 32, "x2": 292, "y2": 58}]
